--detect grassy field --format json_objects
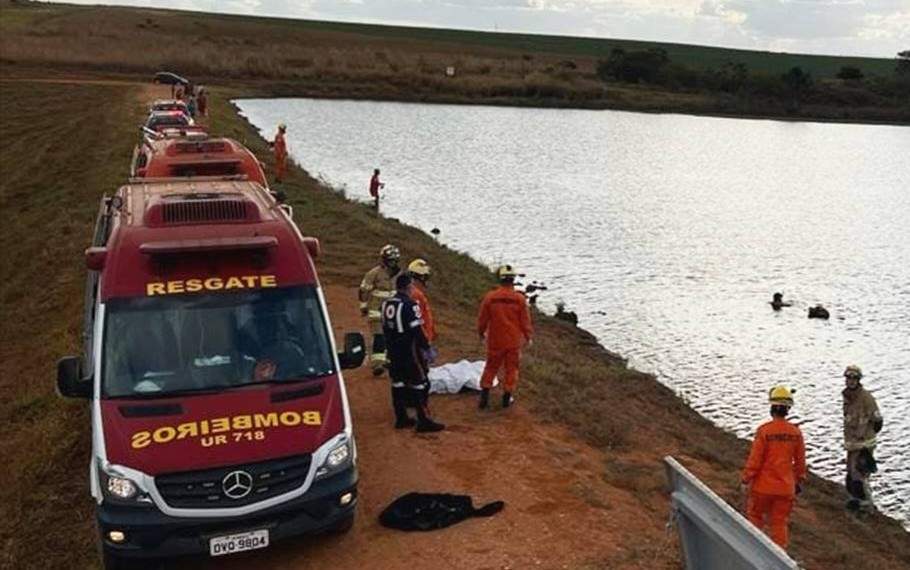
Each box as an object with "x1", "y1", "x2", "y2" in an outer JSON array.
[
  {"x1": 2, "y1": 76, "x2": 909, "y2": 569},
  {"x1": 1, "y1": 1, "x2": 907, "y2": 123},
  {"x1": 0, "y1": 79, "x2": 142, "y2": 569},
  {"x1": 1, "y1": 1, "x2": 898, "y2": 77}
]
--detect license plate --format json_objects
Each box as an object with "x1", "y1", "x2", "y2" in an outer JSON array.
[{"x1": 209, "y1": 529, "x2": 269, "y2": 557}]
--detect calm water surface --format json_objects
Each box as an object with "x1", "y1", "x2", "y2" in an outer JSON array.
[{"x1": 237, "y1": 98, "x2": 910, "y2": 523}]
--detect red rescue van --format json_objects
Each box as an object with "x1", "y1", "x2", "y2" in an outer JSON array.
[
  {"x1": 149, "y1": 99, "x2": 190, "y2": 115},
  {"x1": 145, "y1": 110, "x2": 194, "y2": 132},
  {"x1": 57, "y1": 179, "x2": 364, "y2": 569},
  {"x1": 131, "y1": 136, "x2": 267, "y2": 187}
]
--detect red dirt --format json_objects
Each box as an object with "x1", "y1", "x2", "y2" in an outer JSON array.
[{"x1": 175, "y1": 284, "x2": 669, "y2": 570}]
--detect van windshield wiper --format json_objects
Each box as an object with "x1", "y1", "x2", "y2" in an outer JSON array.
[
  {"x1": 106, "y1": 374, "x2": 333, "y2": 399},
  {"x1": 225, "y1": 375, "x2": 329, "y2": 390},
  {"x1": 106, "y1": 385, "x2": 231, "y2": 399}
]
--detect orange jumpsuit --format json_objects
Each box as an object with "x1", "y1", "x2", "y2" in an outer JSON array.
[
  {"x1": 411, "y1": 283, "x2": 436, "y2": 343},
  {"x1": 477, "y1": 285, "x2": 532, "y2": 393},
  {"x1": 274, "y1": 131, "x2": 288, "y2": 182},
  {"x1": 741, "y1": 417, "x2": 807, "y2": 549}
]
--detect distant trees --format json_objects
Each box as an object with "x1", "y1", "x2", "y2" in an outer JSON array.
[
  {"x1": 711, "y1": 62, "x2": 748, "y2": 93},
  {"x1": 593, "y1": 47, "x2": 906, "y2": 115},
  {"x1": 782, "y1": 66, "x2": 812, "y2": 111},
  {"x1": 596, "y1": 48, "x2": 669, "y2": 83},
  {"x1": 836, "y1": 66, "x2": 864, "y2": 81},
  {"x1": 897, "y1": 50, "x2": 910, "y2": 75},
  {"x1": 782, "y1": 66, "x2": 812, "y2": 91}
]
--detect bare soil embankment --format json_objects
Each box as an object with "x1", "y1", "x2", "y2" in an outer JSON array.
[{"x1": 1, "y1": 78, "x2": 908, "y2": 570}]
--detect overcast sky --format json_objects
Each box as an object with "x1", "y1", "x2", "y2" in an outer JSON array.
[{"x1": 62, "y1": 0, "x2": 910, "y2": 58}]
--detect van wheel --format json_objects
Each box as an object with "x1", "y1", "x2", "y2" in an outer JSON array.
[{"x1": 325, "y1": 512, "x2": 355, "y2": 535}]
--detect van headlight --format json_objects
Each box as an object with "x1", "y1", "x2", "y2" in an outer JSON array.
[
  {"x1": 99, "y1": 462, "x2": 150, "y2": 504},
  {"x1": 107, "y1": 475, "x2": 138, "y2": 499},
  {"x1": 315, "y1": 439, "x2": 352, "y2": 480}
]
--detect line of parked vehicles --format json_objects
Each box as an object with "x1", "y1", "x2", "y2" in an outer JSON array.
[{"x1": 57, "y1": 75, "x2": 367, "y2": 569}]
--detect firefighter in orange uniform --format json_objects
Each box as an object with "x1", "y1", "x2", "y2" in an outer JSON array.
[
  {"x1": 407, "y1": 259, "x2": 437, "y2": 362},
  {"x1": 477, "y1": 265, "x2": 533, "y2": 410},
  {"x1": 272, "y1": 123, "x2": 288, "y2": 183},
  {"x1": 741, "y1": 386, "x2": 807, "y2": 550}
]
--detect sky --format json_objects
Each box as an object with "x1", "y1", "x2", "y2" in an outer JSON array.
[{"x1": 61, "y1": 0, "x2": 910, "y2": 58}]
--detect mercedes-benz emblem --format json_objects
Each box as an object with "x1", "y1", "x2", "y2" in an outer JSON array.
[{"x1": 222, "y1": 470, "x2": 254, "y2": 499}]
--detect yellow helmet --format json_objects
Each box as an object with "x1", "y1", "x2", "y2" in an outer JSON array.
[
  {"x1": 407, "y1": 258, "x2": 431, "y2": 278},
  {"x1": 768, "y1": 385, "x2": 794, "y2": 407},
  {"x1": 844, "y1": 365, "x2": 863, "y2": 379},
  {"x1": 496, "y1": 264, "x2": 517, "y2": 280}
]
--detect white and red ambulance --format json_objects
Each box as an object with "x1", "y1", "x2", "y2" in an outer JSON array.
[{"x1": 57, "y1": 179, "x2": 364, "y2": 569}]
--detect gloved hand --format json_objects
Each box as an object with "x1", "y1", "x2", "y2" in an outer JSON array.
[
  {"x1": 422, "y1": 346, "x2": 439, "y2": 365},
  {"x1": 359, "y1": 303, "x2": 368, "y2": 317},
  {"x1": 795, "y1": 482, "x2": 803, "y2": 496}
]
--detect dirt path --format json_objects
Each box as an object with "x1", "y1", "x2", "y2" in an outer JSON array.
[
  {"x1": 7, "y1": 75, "x2": 907, "y2": 570},
  {"x1": 177, "y1": 284, "x2": 665, "y2": 570}
]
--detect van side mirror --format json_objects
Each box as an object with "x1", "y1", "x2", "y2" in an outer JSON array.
[
  {"x1": 57, "y1": 356, "x2": 92, "y2": 399},
  {"x1": 337, "y1": 332, "x2": 365, "y2": 370}
]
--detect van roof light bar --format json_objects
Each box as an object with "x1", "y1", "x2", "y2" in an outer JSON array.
[{"x1": 139, "y1": 236, "x2": 278, "y2": 255}]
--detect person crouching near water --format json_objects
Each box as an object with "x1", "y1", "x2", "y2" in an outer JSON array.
[
  {"x1": 842, "y1": 364, "x2": 883, "y2": 514},
  {"x1": 741, "y1": 386, "x2": 807, "y2": 550},
  {"x1": 477, "y1": 265, "x2": 533, "y2": 410},
  {"x1": 381, "y1": 274, "x2": 445, "y2": 433}
]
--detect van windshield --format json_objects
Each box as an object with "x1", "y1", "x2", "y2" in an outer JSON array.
[{"x1": 102, "y1": 286, "x2": 334, "y2": 398}]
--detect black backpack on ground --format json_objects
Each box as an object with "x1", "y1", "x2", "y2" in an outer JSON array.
[{"x1": 379, "y1": 492, "x2": 505, "y2": 531}]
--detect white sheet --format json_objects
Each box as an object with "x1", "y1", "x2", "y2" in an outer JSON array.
[{"x1": 428, "y1": 359, "x2": 496, "y2": 394}]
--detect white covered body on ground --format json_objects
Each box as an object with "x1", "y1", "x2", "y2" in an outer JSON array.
[{"x1": 428, "y1": 360, "x2": 496, "y2": 394}]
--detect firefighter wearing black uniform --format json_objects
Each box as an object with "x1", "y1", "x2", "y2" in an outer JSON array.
[{"x1": 381, "y1": 274, "x2": 445, "y2": 433}]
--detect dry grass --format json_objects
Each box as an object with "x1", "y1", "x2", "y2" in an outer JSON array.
[
  {"x1": 2, "y1": 76, "x2": 909, "y2": 569},
  {"x1": 0, "y1": 80, "x2": 142, "y2": 569},
  {"x1": 2, "y1": 1, "x2": 907, "y2": 123},
  {"x1": 0, "y1": 2, "x2": 603, "y2": 100}
]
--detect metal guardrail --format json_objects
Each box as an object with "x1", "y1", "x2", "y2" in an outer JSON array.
[{"x1": 664, "y1": 456, "x2": 799, "y2": 570}]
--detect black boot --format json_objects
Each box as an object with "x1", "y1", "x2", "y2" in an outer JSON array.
[
  {"x1": 502, "y1": 392, "x2": 513, "y2": 408},
  {"x1": 372, "y1": 334, "x2": 387, "y2": 377},
  {"x1": 394, "y1": 416, "x2": 416, "y2": 429},
  {"x1": 478, "y1": 388, "x2": 490, "y2": 410},
  {"x1": 413, "y1": 387, "x2": 445, "y2": 432},
  {"x1": 392, "y1": 387, "x2": 414, "y2": 428}
]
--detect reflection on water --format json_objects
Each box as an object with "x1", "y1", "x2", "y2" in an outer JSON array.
[{"x1": 237, "y1": 98, "x2": 910, "y2": 524}]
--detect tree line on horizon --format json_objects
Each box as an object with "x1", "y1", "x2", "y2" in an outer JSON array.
[{"x1": 596, "y1": 48, "x2": 910, "y2": 111}]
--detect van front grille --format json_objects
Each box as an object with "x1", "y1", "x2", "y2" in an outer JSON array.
[{"x1": 155, "y1": 454, "x2": 311, "y2": 509}]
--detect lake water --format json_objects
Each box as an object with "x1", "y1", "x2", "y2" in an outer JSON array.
[{"x1": 236, "y1": 98, "x2": 910, "y2": 524}]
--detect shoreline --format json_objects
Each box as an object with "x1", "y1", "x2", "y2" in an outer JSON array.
[
  {"x1": 3, "y1": 65, "x2": 909, "y2": 127},
  {"x1": 2, "y1": 76, "x2": 908, "y2": 570},
  {"x1": 230, "y1": 84, "x2": 910, "y2": 127},
  {"x1": 225, "y1": 92, "x2": 910, "y2": 527}
]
